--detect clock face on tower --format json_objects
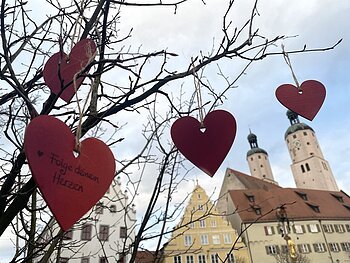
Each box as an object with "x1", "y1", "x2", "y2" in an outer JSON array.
[{"x1": 293, "y1": 140, "x2": 301, "y2": 148}]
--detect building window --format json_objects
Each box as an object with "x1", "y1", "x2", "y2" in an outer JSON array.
[
  {"x1": 184, "y1": 235, "x2": 193, "y2": 246},
  {"x1": 81, "y1": 258, "x2": 89, "y2": 263},
  {"x1": 99, "y1": 225, "x2": 109, "y2": 241},
  {"x1": 331, "y1": 194, "x2": 344, "y2": 203},
  {"x1": 200, "y1": 234, "x2": 209, "y2": 245},
  {"x1": 345, "y1": 224, "x2": 350, "y2": 232},
  {"x1": 189, "y1": 222, "x2": 195, "y2": 228},
  {"x1": 186, "y1": 255, "x2": 194, "y2": 263},
  {"x1": 303, "y1": 131, "x2": 307, "y2": 136},
  {"x1": 109, "y1": 205, "x2": 117, "y2": 213},
  {"x1": 301, "y1": 165, "x2": 305, "y2": 173},
  {"x1": 95, "y1": 202, "x2": 104, "y2": 214},
  {"x1": 334, "y1": 224, "x2": 345, "y2": 233},
  {"x1": 313, "y1": 243, "x2": 327, "y2": 253},
  {"x1": 293, "y1": 225, "x2": 305, "y2": 234},
  {"x1": 198, "y1": 193, "x2": 201, "y2": 199},
  {"x1": 264, "y1": 226, "x2": 275, "y2": 235},
  {"x1": 223, "y1": 233, "x2": 232, "y2": 244},
  {"x1": 245, "y1": 193, "x2": 255, "y2": 202},
  {"x1": 59, "y1": 258, "x2": 69, "y2": 263},
  {"x1": 211, "y1": 220, "x2": 217, "y2": 227},
  {"x1": 198, "y1": 255, "x2": 206, "y2": 263},
  {"x1": 81, "y1": 224, "x2": 92, "y2": 241},
  {"x1": 212, "y1": 235, "x2": 220, "y2": 245},
  {"x1": 329, "y1": 243, "x2": 340, "y2": 252},
  {"x1": 306, "y1": 203, "x2": 320, "y2": 213},
  {"x1": 210, "y1": 254, "x2": 219, "y2": 263},
  {"x1": 265, "y1": 245, "x2": 279, "y2": 255},
  {"x1": 308, "y1": 224, "x2": 320, "y2": 233},
  {"x1": 297, "y1": 244, "x2": 311, "y2": 253},
  {"x1": 174, "y1": 255, "x2": 182, "y2": 263},
  {"x1": 198, "y1": 204, "x2": 204, "y2": 211},
  {"x1": 305, "y1": 163, "x2": 310, "y2": 171},
  {"x1": 199, "y1": 219, "x2": 206, "y2": 228},
  {"x1": 322, "y1": 162, "x2": 328, "y2": 171},
  {"x1": 99, "y1": 257, "x2": 107, "y2": 263},
  {"x1": 227, "y1": 254, "x2": 235, "y2": 263},
  {"x1": 323, "y1": 224, "x2": 334, "y2": 233},
  {"x1": 120, "y1": 226, "x2": 127, "y2": 238},
  {"x1": 64, "y1": 229, "x2": 73, "y2": 240},
  {"x1": 254, "y1": 207, "x2": 261, "y2": 215},
  {"x1": 295, "y1": 191, "x2": 308, "y2": 201},
  {"x1": 341, "y1": 242, "x2": 350, "y2": 251}
]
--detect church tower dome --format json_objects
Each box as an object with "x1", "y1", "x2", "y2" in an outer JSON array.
[
  {"x1": 284, "y1": 110, "x2": 338, "y2": 191},
  {"x1": 246, "y1": 131, "x2": 276, "y2": 184}
]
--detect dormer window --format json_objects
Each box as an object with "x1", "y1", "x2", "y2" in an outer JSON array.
[
  {"x1": 295, "y1": 191, "x2": 308, "y2": 201},
  {"x1": 331, "y1": 193, "x2": 344, "y2": 203},
  {"x1": 306, "y1": 203, "x2": 320, "y2": 213},
  {"x1": 245, "y1": 193, "x2": 255, "y2": 203}
]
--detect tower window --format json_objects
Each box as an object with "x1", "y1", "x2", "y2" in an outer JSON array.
[
  {"x1": 287, "y1": 139, "x2": 289, "y2": 143},
  {"x1": 303, "y1": 132, "x2": 307, "y2": 136},
  {"x1": 301, "y1": 165, "x2": 305, "y2": 173},
  {"x1": 258, "y1": 155, "x2": 261, "y2": 159},
  {"x1": 250, "y1": 157, "x2": 253, "y2": 161},
  {"x1": 293, "y1": 135, "x2": 297, "y2": 139},
  {"x1": 260, "y1": 165, "x2": 263, "y2": 168},
  {"x1": 305, "y1": 163, "x2": 310, "y2": 171},
  {"x1": 307, "y1": 142, "x2": 310, "y2": 145}
]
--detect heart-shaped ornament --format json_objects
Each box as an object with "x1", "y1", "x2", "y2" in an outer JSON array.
[
  {"x1": 24, "y1": 115, "x2": 115, "y2": 231},
  {"x1": 275, "y1": 80, "x2": 326, "y2": 121},
  {"x1": 171, "y1": 110, "x2": 236, "y2": 177},
  {"x1": 43, "y1": 39, "x2": 97, "y2": 102}
]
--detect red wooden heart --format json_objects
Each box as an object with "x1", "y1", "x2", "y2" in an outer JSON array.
[
  {"x1": 43, "y1": 39, "x2": 97, "y2": 102},
  {"x1": 24, "y1": 115, "x2": 115, "y2": 231},
  {"x1": 275, "y1": 80, "x2": 326, "y2": 121},
  {"x1": 171, "y1": 110, "x2": 236, "y2": 177}
]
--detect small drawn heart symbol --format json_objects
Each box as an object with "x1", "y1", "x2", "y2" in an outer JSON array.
[
  {"x1": 275, "y1": 80, "x2": 326, "y2": 121},
  {"x1": 43, "y1": 39, "x2": 97, "y2": 103},
  {"x1": 171, "y1": 110, "x2": 236, "y2": 177},
  {"x1": 24, "y1": 115, "x2": 115, "y2": 231}
]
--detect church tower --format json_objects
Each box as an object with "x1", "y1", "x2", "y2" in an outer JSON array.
[
  {"x1": 285, "y1": 110, "x2": 338, "y2": 191},
  {"x1": 247, "y1": 131, "x2": 277, "y2": 184}
]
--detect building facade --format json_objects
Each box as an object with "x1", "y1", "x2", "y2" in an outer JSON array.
[
  {"x1": 163, "y1": 184, "x2": 249, "y2": 263},
  {"x1": 35, "y1": 178, "x2": 136, "y2": 263},
  {"x1": 217, "y1": 111, "x2": 350, "y2": 262}
]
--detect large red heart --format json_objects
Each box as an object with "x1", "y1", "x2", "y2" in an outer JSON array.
[
  {"x1": 43, "y1": 39, "x2": 97, "y2": 102},
  {"x1": 275, "y1": 80, "x2": 326, "y2": 121},
  {"x1": 171, "y1": 110, "x2": 236, "y2": 177},
  {"x1": 24, "y1": 115, "x2": 115, "y2": 231}
]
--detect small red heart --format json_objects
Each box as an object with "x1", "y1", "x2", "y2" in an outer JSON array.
[
  {"x1": 171, "y1": 110, "x2": 236, "y2": 177},
  {"x1": 24, "y1": 115, "x2": 115, "y2": 231},
  {"x1": 43, "y1": 39, "x2": 97, "y2": 102},
  {"x1": 275, "y1": 80, "x2": 326, "y2": 121}
]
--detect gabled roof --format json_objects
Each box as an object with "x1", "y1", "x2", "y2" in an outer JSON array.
[
  {"x1": 229, "y1": 187, "x2": 350, "y2": 223},
  {"x1": 225, "y1": 168, "x2": 280, "y2": 190}
]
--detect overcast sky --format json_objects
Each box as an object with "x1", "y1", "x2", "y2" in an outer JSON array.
[{"x1": 1, "y1": 0, "x2": 350, "y2": 261}]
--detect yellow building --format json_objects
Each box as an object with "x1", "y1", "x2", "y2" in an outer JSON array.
[{"x1": 163, "y1": 184, "x2": 249, "y2": 263}]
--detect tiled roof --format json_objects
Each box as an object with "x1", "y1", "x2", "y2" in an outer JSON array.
[
  {"x1": 229, "y1": 187, "x2": 350, "y2": 223},
  {"x1": 135, "y1": 251, "x2": 158, "y2": 263}
]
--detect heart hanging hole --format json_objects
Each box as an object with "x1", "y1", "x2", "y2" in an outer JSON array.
[
  {"x1": 73, "y1": 149, "x2": 80, "y2": 158},
  {"x1": 200, "y1": 127, "x2": 206, "y2": 133},
  {"x1": 298, "y1": 89, "x2": 303, "y2": 95}
]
